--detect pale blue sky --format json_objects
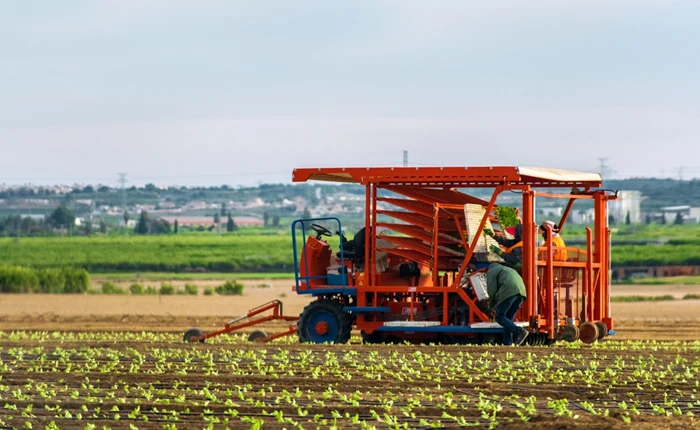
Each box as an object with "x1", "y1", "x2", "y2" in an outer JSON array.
[{"x1": 1, "y1": 1, "x2": 699, "y2": 186}]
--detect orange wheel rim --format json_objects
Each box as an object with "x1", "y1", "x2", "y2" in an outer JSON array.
[{"x1": 315, "y1": 321, "x2": 329, "y2": 335}]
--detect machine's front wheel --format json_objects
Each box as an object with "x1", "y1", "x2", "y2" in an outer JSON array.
[
  {"x1": 298, "y1": 299, "x2": 352, "y2": 344},
  {"x1": 183, "y1": 328, "x2": 204, "y2": 343},
  {"x1": 247, "y1": 330, "x2": 268, "y2": 343}
]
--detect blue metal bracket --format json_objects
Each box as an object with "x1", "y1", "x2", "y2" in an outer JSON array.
[{"x1": 291, "y1": 217, "x2": 350, "y2": 294}]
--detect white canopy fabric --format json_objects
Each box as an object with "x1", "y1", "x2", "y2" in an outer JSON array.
[{"x1": 517, "y1": 167, "x2": 601, "y2": 183}]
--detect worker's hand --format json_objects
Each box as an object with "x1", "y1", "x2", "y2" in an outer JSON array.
[
  {"x1": 489, "y1": 245, "x2": 502, "y2": 255},
  {"x1": 483, "y1": 228, "x2": 494, "y2": 237}
]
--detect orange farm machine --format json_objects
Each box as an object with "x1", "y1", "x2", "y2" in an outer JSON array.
[{"x1": 184, "y1": 166, "x2": 618, "y2": 346}]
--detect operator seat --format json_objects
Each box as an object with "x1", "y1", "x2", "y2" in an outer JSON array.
[{"x1": 337, "y1": 227, "x2": 367, "y2": 263}]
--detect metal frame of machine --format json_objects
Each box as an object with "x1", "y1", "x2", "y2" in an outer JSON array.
[{"x1": 184, "y1": 166, "x2": 617, "y2": 345}]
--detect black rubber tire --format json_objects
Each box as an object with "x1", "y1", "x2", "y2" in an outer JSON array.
[
  {"x1": 478, "y1": 333, "x2": 498, "y2": 345},
  {"x1": 247, "y1": 330, "x2": 268, "y2": 343},
  {"x1": 183, "y1": 328, "x2": 204, "y2": 343},
  {"x1": 298, "y1": 299, "x2": 353, "y2": 344},
  {"x1": 579, "y1": 321, "x2": 599, "y2": 344},
  {"x1": 361, "y1": 330, "x2": 384, "y2": 344},
  {"x1": 595, "y1": 321, "x2": 608, "y2": 340},
  {"x1": 558, "y1": 325, "x2": 580, "y2": 342}
]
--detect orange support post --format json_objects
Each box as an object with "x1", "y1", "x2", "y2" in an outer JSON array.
[
  {"x1": 371, "y1": 184, "x2": 378, "y2": 286},
  {"x1": 544, "y1": 224, "x2": 555, "y2": 339},
  {"x1": 521, "y1": 189, "x2": 537, "y2": 318},
  {"x1": 452, "y1": 186, "x2": 502, "y2": 286},
  {"x1": 364, "y1": 184, "x2": 371, "y2": 288},
  {"x1": 557, "y1": 198, "x2": 576, "y2": 232},
  {"x1": 593, "y1": 192, "x2": 605, "y2": 322},
  {"x1": 585, "y1": 227, "x2": 594, "y2": 322},
  {"x1": 432, "y1": 204, "x2": 440, "y2": 287}
]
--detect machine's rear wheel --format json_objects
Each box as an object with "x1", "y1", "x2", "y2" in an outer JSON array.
[
  {"x1": 595, "y1": 321, "x2": 608, "y2": 340},
  {"x1": 361, "y1": 330, "x2": 384, "y2": 344},
  {"x1": 247, "y1": 330, "x2": 268, "y2": 343},
  {"x1": 579, "y1": 322, "x2": 599, "y2": 344},
  {"x1": 478, "y1": 333, "x2": 498, "y2": 345},
  {"x1": 183, "y1": 328, "x2": 204, "y2": 343},
  {"x1": 558, "y1": 325, "x2": 580, "y2": 342},
  {"x1": 298, "y1": 299, "x2": 352, "y2": 344}
]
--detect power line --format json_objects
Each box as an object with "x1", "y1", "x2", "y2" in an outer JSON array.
[
  {"x1": 403, "y1": 150, "x2": 408, "y2": 167},
  {"x1": 673, "y1": 166, "x2": 700, "y2": 181}
]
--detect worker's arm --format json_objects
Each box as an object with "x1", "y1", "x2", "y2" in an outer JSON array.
[
  {"x1": 494, "y1": 235, "x2": 518, "y2": 248},
  {"x1": 502, "y1": 249, "x2": 522, "y2": 266}
]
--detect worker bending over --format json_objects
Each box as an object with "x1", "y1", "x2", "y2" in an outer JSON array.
[{"x1": 486, "y1": 263, "x2": 529, "y2": 346}]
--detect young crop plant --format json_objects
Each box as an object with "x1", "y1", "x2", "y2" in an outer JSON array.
[
  {"x1": 101, "y1": 282, "x2": 126, "y2": 294},
  {"x1": 0, "y1": 331, "x2": 699, "y2": 428},
  {"x1": 184, "y1": 283, "x2": 199, "y2": 295},
  {"x1": 215, "y1": 280, "x2": 244, "y2": 295},
  {"x1": 159, "y1": 282, "x2": 176, "y2": 295}
]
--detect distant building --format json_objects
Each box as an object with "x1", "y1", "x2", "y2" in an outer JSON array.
[
  {"x1": 186, "y1": 201, "x2": 208, "y2": 210},
  {"x1": 570, "y1": 208, "x2": 594, "y2": 224},
  {"x1": 659, "y1": 205, "x2": 690, "y2": 224},
  {"x1": 19, "y1": 214, "x2": 46, "y2": 221},
  {"x1": 608, "y1": 190, "x2": 642, "y2": 224},
  {"x1": 161, "y1": 216, "x2": 263, "y2": 227},
  {"x1": 689, "y1": 208, "x2": 700, "y2": 223},
  {"x1": 537, "y1": 207, "x2": 564, "y2": 222}
]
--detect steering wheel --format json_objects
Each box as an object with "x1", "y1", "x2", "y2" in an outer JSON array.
[{"x1": 310, "y1": 223, "x2": 333, "y2": 239}]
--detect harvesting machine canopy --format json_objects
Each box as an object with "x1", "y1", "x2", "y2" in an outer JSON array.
[
  {"x1": 292, "y1": 166, "x2": 602, "y2": 188},
  {"x1": 186, "y1": 165, "x2": 616, "y2": 346}
]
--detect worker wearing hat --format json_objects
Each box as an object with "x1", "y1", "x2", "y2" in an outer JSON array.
[
  {"x1": 486, "y1": 262, "x2": 529, "y2": 346},
  {"x1": 485, "y1": 209, "x2": 524, "y2": 268},
  {"x1": 540, "y1": 220, "x2": 567, "y2": 261},
  {"x1": 486, "y1": 223, "x2": 523, "y2": 268}
]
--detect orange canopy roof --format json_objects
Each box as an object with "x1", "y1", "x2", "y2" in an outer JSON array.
[{"x1": 292, "y1": 166, "x2": 601, "y2": 188}]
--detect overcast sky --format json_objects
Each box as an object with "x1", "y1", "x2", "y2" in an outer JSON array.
[{"x1": 2, "y1": 1, "x2": 699, "y2": 187}]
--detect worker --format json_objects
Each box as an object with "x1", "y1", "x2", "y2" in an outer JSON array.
[
  {"x1": 485, "y1": 223, "x2": 523, "y2": 268},
  {"x1": 486, "y1": 263, "x2": 529, "y2": 346},
  {"x1": 540, "y1": 220, "x2": 567, "y2": 261}
]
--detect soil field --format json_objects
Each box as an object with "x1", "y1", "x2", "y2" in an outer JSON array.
[
  {"x1": 0, "y1": 332, "x2": 698, "y2": 429},
  {"x1": 1, "y1": 283, "x2": 700, "y2": 428},
  {"x1": 1, "y1": 282, "x2": 699, "y2": 338}
]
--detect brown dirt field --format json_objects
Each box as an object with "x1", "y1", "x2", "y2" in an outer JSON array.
[
  {"x1": 611, "y1": 283, "x2": 700, "y2": 297},
  {"x1": 1, "y1": 281, "x2": 699, "y2": 428},
  {"x1": 1, "y1": 283, "x2": 700, "y2": 339},
  {"x1": 0, "y1": 333, "x2": 698, "y2": 429}
]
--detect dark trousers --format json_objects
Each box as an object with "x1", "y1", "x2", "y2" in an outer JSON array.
[{"x1": 495, "y1": 294, "x2": 526, "y2": 345}]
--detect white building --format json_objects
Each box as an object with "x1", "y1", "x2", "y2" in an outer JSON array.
[
  {"x1": 608, "y1": 190, "x2": 642, "y2": 224},
  {"x1": 690, "y1": 207, "x2": 700, "y2": 223},
  {"x1": 570, "y1": 208, "x2": 595, "y2": 224},
  {"x1": 660, "y1": 205, "x2": 690, "y2": 224}
]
